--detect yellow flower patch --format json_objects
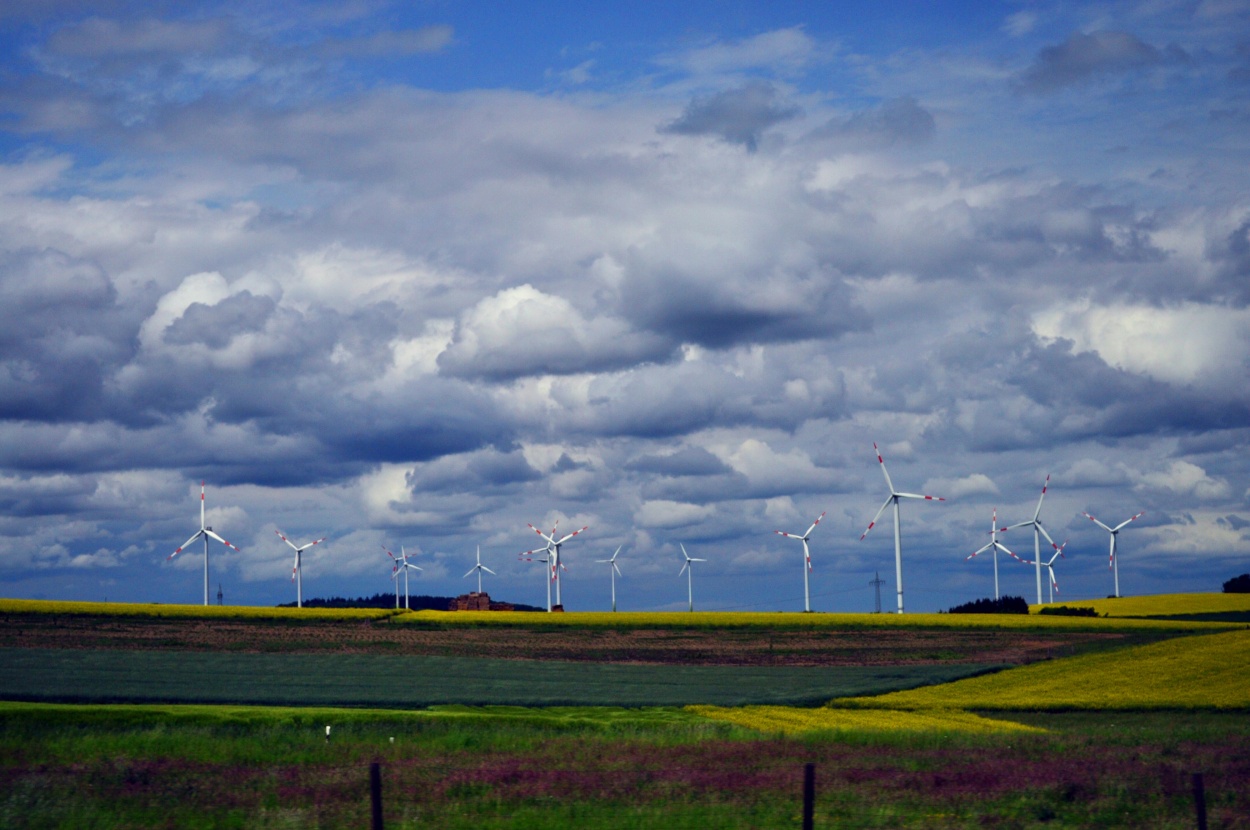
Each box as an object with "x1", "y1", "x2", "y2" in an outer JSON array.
[
  {"x1": 840, "y1": 628, "x2": 1250, "y2": 710},
  {"x1": 1032, "y1": 592, "x2": 1250, "y2": 618},
  {"x1": 687, "y1": 705, "x2": 1044, "y2": 735}
]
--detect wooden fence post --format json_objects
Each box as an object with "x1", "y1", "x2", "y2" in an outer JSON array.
[
  {"x1": 371, "y1": 761, "x2": 384, "y2": 830},
  {"x1": 1192, "y1": 772, "x2": 1207, "y2": 830},
  {"x1": 803, "y1": 762, "x2": 815, "y2": 830}
]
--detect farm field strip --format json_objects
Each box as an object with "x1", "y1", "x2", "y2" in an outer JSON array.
[
  {"x1": 840, "y1": 627, "x2": 1250, "y2": 710},
  {"x1": 1033, "y1": 591, "x2": 1250, "y2": 619},
  {"x1": 0, "y1": 647, "x2": 1007, "y2": 708},
  {"x1": 686, "y1": 705, "x2": 1046, "y2": 735},
  {"x1": 0, "y1": 598, "x2": 399, "y2": 620}
]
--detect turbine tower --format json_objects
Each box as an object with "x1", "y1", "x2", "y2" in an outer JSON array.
[
  {"x1": 966, "y1": 508, "x2": 1014, "y2": 600},
  {"x1": 275, "y1": 530, "x2": 326, "y2": 609},
  {"x1": 679, "y1": 544, "x2": 706, "y2": 612},
  {"x1": 1009, "y1": 542, "x2": 1067, "y2": 604},
  {"x1": 859, "y1": 443, "x2": 945, "y2": 614},
  {"x1": 464, "y1": 545, "x2": 496, "y2": 595},
  {"x1": 168, "y1": 482, "x2": 240, "y2": 606},
  {"x1": 1083, "y1": 510, "x2": 1144, "y2": 598},
  {"x1": 384, "y1": 545, "x2": 422, "y2": 609},
  {"x1": 594, "y1": 545, "x2": 624, "y2": 612},
  {"x1": 1005, "y1": 476, "x2": 1063, "y2": 606},
  {"x1": 525, "y1": 521, "x2": 588, "y2": 609},
  {"x1": 775, "y1": 511, "x2": 826, "y2": 612}
]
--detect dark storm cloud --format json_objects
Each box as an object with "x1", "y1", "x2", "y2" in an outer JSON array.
[
  {"x1": 1205, "y1": 218, "x2": 1250, "y2": 305},
  {"x1": 1013, "y1": 31, "x2": 1182, "y2": 93},
  {"x1": 625, "y1": 447, "x2": 733, "y2": 477},
  {"x1": 813, "y1": 97, "x2": 936, "y2": 146},
  {"x1": 659, "y1": 81, "x2": 801, "y2": 151}
]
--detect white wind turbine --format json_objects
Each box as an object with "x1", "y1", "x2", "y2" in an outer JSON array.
[
  {"x1": 679, "y1": 544, "x2": 707, "y2": 612},
  {"x1": 1008, "y1": 541, "x2": 1067, "y2": 604},
  {"x1": 168, "y1": 482, "x2": 240, "y2": 606},
  {"x1": 1083, "y1": 510, "x2": 1145, "y2": 598},
  {"x1": 464, "y1": 545, "x2": 496, "y2": 594},
  {"x1": 965, "y1": 508, "x2": 1014, "y2": 600},
  {"x1": 274, "y1": 530, "x2": 325, "y2": 609},
  {"x1": 518, "y1": 541, "x2": 556, "y2": 612},
  {"x1": 775, "y1": 511, "x2": 825, "y2": 613},
  {"x1": 859, "y1": 443, "x2": 945, "y2": 614},
  {"x1": 526, "y1": 521, "x2": 588, "y2": 610},
  {"x1": 594, "y1": 545, "x2": 623, "y2": 612},
  {"x1": 384, "y1": 545, "x2": 422, "y2": 609},
  {"x1": 1005, "y1": 475, "x2": 1063, "y2": 606}
]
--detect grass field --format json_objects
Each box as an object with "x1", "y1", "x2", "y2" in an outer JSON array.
[
  {"x1": 0, "y1": 598, "x2": 400, "y2": 620},
  {"x1": 1031, "y1": 591, "x2": 1250, "y2": 620}
]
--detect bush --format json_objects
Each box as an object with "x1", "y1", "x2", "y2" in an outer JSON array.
[
  {"x1": 1223, "y1": 574, "x2": 1250, "y2": 593},
  {"x1": 1037, "y1": 606, "x2": 1102, "y2": 617},
  {"x1": 947, "y1": 596, "x2": 1029, "y2": 614}
]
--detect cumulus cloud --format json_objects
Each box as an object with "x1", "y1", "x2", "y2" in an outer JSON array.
[
  {"x1": 923, "y1": 473, "x2": 999, "y2": 500},
  {"x1": 659, "y1": 81, "x2": 801, "y2": 151},
  {"x1": 1136, "y1": 460, "x2": 1231, "y2": 501},
  {"x1": 634, "y1": 499, "x2": 716, "y2": 529}
]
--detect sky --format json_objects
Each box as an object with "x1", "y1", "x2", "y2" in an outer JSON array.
[{"x1": 1, "y1": 0, "x2": 1248, "y2": 613}]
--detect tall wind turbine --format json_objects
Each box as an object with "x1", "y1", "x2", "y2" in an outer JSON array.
[
  {"x1": 1008, "y1": 541, "x2": 1067, "y2": 604},
  {"x1": 274, "y1": 530, "x2": 325, "y2": 609},
  {"x1": 464, "y1": 545, "x2": 496, "y2": 594},
  {"x1": 168, "y1": 482, "x2": 240, "y2": 606},
  {"x1": 965, "y1": 508, "x2": 1014, "y2": 600},
  {"x1": 384, "y1": 545, "x2": 422, "y2": 609},
  {"x1": 595, "y1": 545, "x2": 623, "y2": 612},
  {"x1": 1083, "y1": 510, "x2": 1144, "y2": 598},
  {"x1": 859, "y1": 443, "x2": 945, "y2": 614},
  {"x1": 775, "y1": 511, "x2": 826, "y2": 613},
  {"x1": 1005, "y1": 476, "x2": 1063, "y2": 606},
  {"x1": 518, "y1": 542, "x2": 555, "y2": 612},
  {"x1": 526, "y1": 521, "x2": 588, "y2": 609},
  {"x1": 679, "y1": 544, "x2": 706, "y2": 612}
]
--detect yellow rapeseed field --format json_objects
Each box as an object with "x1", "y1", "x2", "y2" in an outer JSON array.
[
  {"x1": 395, "y1": 609, "x2": 1232, "y2": 631},
  {"x1": 1031, "y1": 592, "x2": 1250, "y2": 618},
  {"x1": 0, "y1": 598, "x2": 399, "y2": 620},
  {"x1": 839, "y1": 628, "x2": 1250, "y2": 710},
  {"x1": 687, "y1": 705, "x2": 1044, "y2": 735}
]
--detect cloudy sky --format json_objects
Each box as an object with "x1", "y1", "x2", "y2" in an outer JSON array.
[{"x1": 1, "y1": 0, "x2": 1248, "y2": 613}]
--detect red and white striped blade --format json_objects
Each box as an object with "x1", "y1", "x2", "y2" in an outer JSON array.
[
  {"x1": 205, "y1": 530, "x2": 239, "y2": 551},
  {"x1": 169, "y1": 530, "x2": 202, "y2": 560},
  {"x1": 860, "y1": 496, "x2": 893, "y2": 540},
  {"x1": 1113, "y1": 511, "x2": 1145, "y2": 532},
  {"x1": 873, "y1": 443, "x2": 896, "y2": 494},
  {"x1": 555, "y1": 526, "x2": 588, "y2": 545}
]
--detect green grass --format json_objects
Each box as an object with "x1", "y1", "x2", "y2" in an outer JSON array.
[{"x1": 0, "y1": 647, "x2": 1004, "y2": 707}]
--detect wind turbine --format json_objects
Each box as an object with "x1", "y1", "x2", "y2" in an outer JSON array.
[
  {"x1": 274, "y1": 530, "x2": 325, "y2": 609},
  {"x1": 384, "y1": 545, "x2": 422, "y2": 609},
  {"x1": 518, "y1": 542, "x2": 555, "y2": 612},
  {"x1": 965, "y1": 508, "x2": 1015, "y2": 600},
  {"x1": 859, "y1": 443, "x2": 945, "y2": 614},
  {"x1": 678, "y1": 544, "x2": 706, "y2": 612},
  {"x1": 526, "y1": 521, "x2": 588, "y2": 609},
  {"x1": 595, "y1": 545, "x2": 624, "y2": 612},
  {"x1": 775, "y1": 511, "x2": 825, "y2": 612},
  {"x1": 1083, "y1": 510, "x2": 1145, "y2": 598},
  {"x1": 463, "y1": 545, "x2": 496, "y2": 594},
  {"x1": 1008, "y1": 542, "x2": 1067, "y2": 604},
  {"x1": 1005, "y1": 475, "x2": 1063, "y2": 606},
  {"x1": 168, "y1": 482, "x2": 240, "y2": 606}
]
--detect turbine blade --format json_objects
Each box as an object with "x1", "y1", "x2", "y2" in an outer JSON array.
[
  {"x1": 1005, "y1": 520, "x2": 1033, "y2": 530},
  {"x1": 528, "y1": 523, "x2": 555, "y2": 544},
  {"x1": 993, "y1": 541, "x2": 1016, "y2": 557},
  {"x1": 1083, "y1": 512, "x2": 1113, "y2": 533},
  {"x1": 775, "y1": 530, "x2": 797, "y2": 539},
  {"x1": 613, "y1": 563, "x2": 621, "y2": 576},
  {"x1": 679, "y1": 561, "x2": 688, "y2": 576},
  {"x1": 966, "y1": 541, "x2": 994, "y2": 560},
  {"x1": 1113, "y1": 511, "x2": 1145, "y2": 532},
  {"x1": 860, "y1": 497, "x2": 893, "y2": 540},
  {"x1": 463, "y1": 567, "x2": 476, "y2": 579},
  {"x1": 896, "y1": 492, "x2": 944, "y2": 501},
  {"x1": 803, "y1": 511, "x2": 826, "y2": 538},
  {"x1": 1033, "y1": 474, "x2": 1050, "y2": 521},
  {"x1": 873, "y1": 442, "x2": 898, "y2": 495},
  {"x1": 169, "y1": 531, "x2": 203, "y2": 559},
  {"x1": 610, "y1": 544, "x2": 622, "y2": 562},
  {"x1": 481, "y1": 566, "x2": 496, "y2": 575},
  {"x1": 383, "y1": 546, "x2": 397, "y2": 560},
  {"x1": 205, "y1": 530, "x2": 239, "y2": 551},
  {"x1": 555, "y1": 526, "x2": 589, "y2": 545},
  {"x1": 275, "y1": 529, "x2": 299, "y2": 551},
  {"x1": 1037, "y1": 524, "x2": 1058, "y2": 549}
]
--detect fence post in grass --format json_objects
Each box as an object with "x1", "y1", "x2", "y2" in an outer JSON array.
[
  {"x1": 803, "y1": 762, "x2": 815, "y2": 830},
  {"x1": 1192, "y1": 772, "x2": 1207, "y2": 830},
  {"x1": 371, "y1": 761, "x2": 384, "y2": 830}
]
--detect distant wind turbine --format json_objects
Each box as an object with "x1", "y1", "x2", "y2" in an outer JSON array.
[
  {"x1": 384, "y1": 545, "x2": 422, "y2": 609},
  {"x1": 1005, "y1": 476, "x2": 1064, "y2": 606},
  {"x1": 463, "y1": 545, "x2": 496, "y2": 594},
  {"x1": 775, "y1": 511, "x2": 825, "y2": 613},
  {"x1": 965, "y1": 508, "x2": 1014, "y2": 600},
  {"x1": 525, "y1": 521, "x2": 588, "y2": 610},
  {"x1": 1008, "y1": 541, "x2": 1067, "y2": 604},
  {"x1": 679, "y1": 544, "x2": 707, "y2": 612},
  {"x1": 859, "y1": 443, "x2": 945, "y2": 614},
  {"x1": 168, "y1": 482, "x2": 240, "y2": 606},
  {"x1": 274, "y1": 530, "x2": 326, "y2": 609},
  {"x1": 1083, "y1": 510, "x2": 1145, "y2": 598},
  {"x1": 594, "y1": 545, "x2": 624, "y2": 612}
]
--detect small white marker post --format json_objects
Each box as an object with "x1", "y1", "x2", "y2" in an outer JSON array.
[{"x1": 325, "y1": 725, "x2": 331, "y2": 743}]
